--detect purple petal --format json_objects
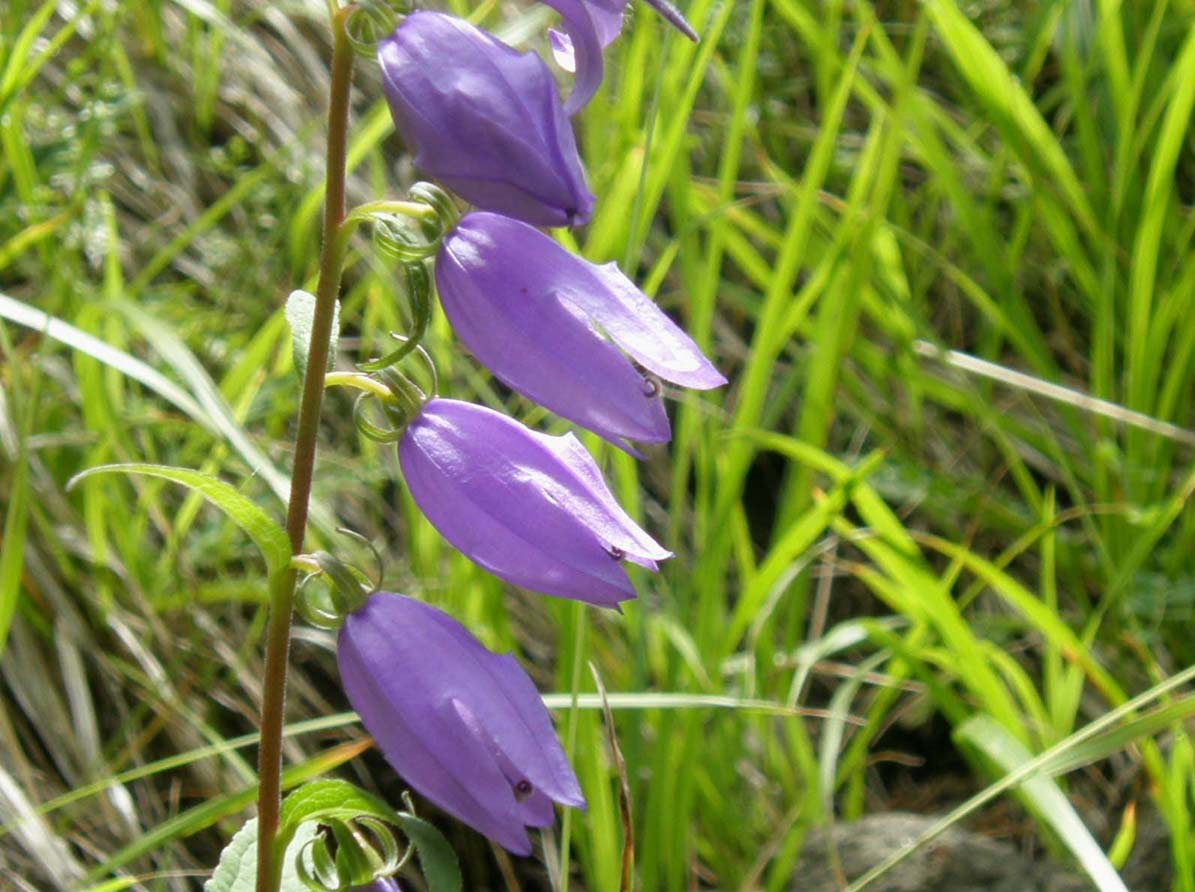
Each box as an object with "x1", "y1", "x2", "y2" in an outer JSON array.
[
  {"x1": 550, "y1": 29, "x2": 577, "y2": 72},
  {"x1": 572, "y1": 261, "x2": 728, "y2": 389},
  {"x1": 642, "y1": 0, "x2": 699, "y2": 41},
  {"x1": 339, "y1": 618, "x2": 529, "y2": 852},
  {"x1": 540, "y1": 0, "x2": 604, "y2": 115},
  {"x1": 533, "y1": 430, "x2": 672, "y2": 564},
  {"x1": 437, "y1": 220, "x2": 671, "y2": 449},
  {"x1": 399, "y1": 400, "x2": 671, "y2": 605},
  {"x1": 351, "y1": 879, "x2": 402, "y2": 892},
  {"x1": 550, "y1": 0, "x2": 697, "y2": 61}
]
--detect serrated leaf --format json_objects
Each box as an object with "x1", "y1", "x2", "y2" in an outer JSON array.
[
  {"x1": 278, "y1": 780, "x2": 461, "y2": 892},
  {"x1": 205, "y1": 817, "x2": 318, "y2": 892},
  {"x1": 286, "y1": 289, "x2": 339, "y2": 380},
  {"x1": 67, "y1": 463, "x2": 290, "y2": 575}
]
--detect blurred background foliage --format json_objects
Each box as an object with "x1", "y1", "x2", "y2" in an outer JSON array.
[{"x1": 3, "y1": 0, "x2": 1195, "y2": 889}]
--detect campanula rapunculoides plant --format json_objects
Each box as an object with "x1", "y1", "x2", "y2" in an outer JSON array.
[{"x1": 77, "y1": 0, "x2": 721, "y2": 888}]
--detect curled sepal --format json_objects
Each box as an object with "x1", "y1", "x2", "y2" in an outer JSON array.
[
  {"x1": 407, "y1": 182, "x2": 460, "y2": 234},
  {"x1": 334, "y1": 817, "x2": 406, "y2": 882},
  {"x1": 278, "y1": 779, "x2": 461, "y2": 892},
  {"x1": 295, "y1": 817, "x2": 405, "y2": 891},
  {"x1": 372, "y1": 214, "x2": 439, "y2": 261},
  {"x1": 345, "y1": 1, "x2": 410, "y2": 58},
  {"x1": 357, "y1": 262, "x2": 433, "y2": 372},
  {"x1": 294, "y1": 549, "x2": 374, "y2": 630},
  {"x1": 296, "y1": 829, "x2": 341, "y2": 891},
  {"x1": 296, "y1": 583, "x2": 344, "y2": 631},
  {"x1": 316, "y1": 551, "x2": 372, "y2": 614},
  {"x1": 351, "y1": 369, "x2": 426, "y2": 444}
]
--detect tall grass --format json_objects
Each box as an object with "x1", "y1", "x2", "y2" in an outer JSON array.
[{"x1": 3, "y1": 1, "x2": 1195, "y2": 890}]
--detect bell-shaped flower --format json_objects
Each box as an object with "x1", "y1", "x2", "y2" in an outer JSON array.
[
  {"x1": 435, "y1": 212, "x2": 726, "y2": 451},
  {"x1": 338, "y1": 592, "x2": 585, "y2": 855},
  {"x1": 398, "y1": 399, "x2": 671, "y2": 606},
  {"x1": 378, "y1": 12, "x2": 595, "y2": 228}
]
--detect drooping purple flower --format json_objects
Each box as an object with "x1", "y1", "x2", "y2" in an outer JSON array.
[
  {"x1": 435, "y1": 212, "x2": 727, "y2": 451},
  {"x1": 378, "y1": 12, "x2": 595, "y2": 227},
  {"x1": 550, "y1": 0, "x2": 698, "y2": 76},
  {"x1": 338, "y1": 592, "x2": 585, "y2": 856},
  {"x1": 398, "y1": 399, "x2": 671, "y2": 606}
]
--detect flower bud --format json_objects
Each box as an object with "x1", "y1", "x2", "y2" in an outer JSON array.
[{"x1": 378, "y1": 12, "x2": 595, "y2": 227}]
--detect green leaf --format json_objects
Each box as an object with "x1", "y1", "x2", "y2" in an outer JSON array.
[
  {"x1": 285, "y1": 289, "x2": 339, "y2": 380},
  {"x1": 278, "y1": 780, "x2": 461, "y2": 892},
  {"x1": 0, "y1": 292, "x2": 303, "y2": 516},
  {"x1": 66, "y1": 463, "x2": 290, "y2": 575},
  {"x1": 393, "y1": 812, "x2": 462, "y2": 892},
  {"x1": 278, "y1": 779, "x2": 400, "y2": 842},
  {"x1": 204, "y1": 817, "x2": 318, "y2": 892}
]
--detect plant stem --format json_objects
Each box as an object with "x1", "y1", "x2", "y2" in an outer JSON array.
[{"x1": 255, "y1": 7, "x2": 355, "y2": 891}]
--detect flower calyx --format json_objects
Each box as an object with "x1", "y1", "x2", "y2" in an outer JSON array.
[
  {"x1": 295, "y1": 548, "x2": 376, "y2": 630},
  {"x1": 295, "y1": 815, "x2": 405, "y2": 891},
  {"x1": 344, "y1": 0, "x2": 411, "y2": 57}
]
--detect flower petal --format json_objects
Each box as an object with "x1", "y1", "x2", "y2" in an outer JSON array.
[
  {"x1": 540, "y1": 0, "x2": 604, "y2": 115},
  {"x1": 399, "y1": 400, "x2": 670, "y2": 605},
  {"x1": 532, "y1": 429, "x2": 673, "y2": 565},
  {"x1": 339, "y1": 611, "x2": 527, "y2": 851},
  {"x1": 567, "y1": 260, "x2": 727, "y2": 390}
]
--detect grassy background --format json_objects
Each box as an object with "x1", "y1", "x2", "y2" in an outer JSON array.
[{"x1": 3, "y1": 0, "x2": 1195, "y2": 889}]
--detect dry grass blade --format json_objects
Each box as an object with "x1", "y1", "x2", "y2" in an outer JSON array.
[{"x1": 589, "y1": 663, "x2": 634, "y2": 892}]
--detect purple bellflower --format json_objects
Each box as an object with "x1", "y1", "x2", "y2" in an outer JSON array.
[
  {"x1": 398, "y1": 399, "x2": 671, "y2": 606},
  {"x1": 435, "y1": 212, "x2": 727, "y2": 451},
  {"x1": 378, "y1": 12, "x2": 595, "y2": 228},
  {"x1": 338, "y1": 592, "x2": 585, "y2": 855}
]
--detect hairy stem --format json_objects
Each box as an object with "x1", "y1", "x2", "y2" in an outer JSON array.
[{"x1": 256, "y1": 7, "x2": 354, "y2": 891}]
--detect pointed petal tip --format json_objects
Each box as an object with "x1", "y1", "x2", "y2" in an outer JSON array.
[
  {"x1": 643, "y1": 0, "x2": 699, "y2": 41},
  {"x1": 503, "y1": 829, "x2": 535, "y2": 857},
  {"x1": 699, "y1": 367, "x2": 729, "y2": 389}
]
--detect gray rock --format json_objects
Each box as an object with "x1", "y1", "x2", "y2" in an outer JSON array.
[{"x1": 794, "y1": 813, "x2": 1093, "y2": 892}]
